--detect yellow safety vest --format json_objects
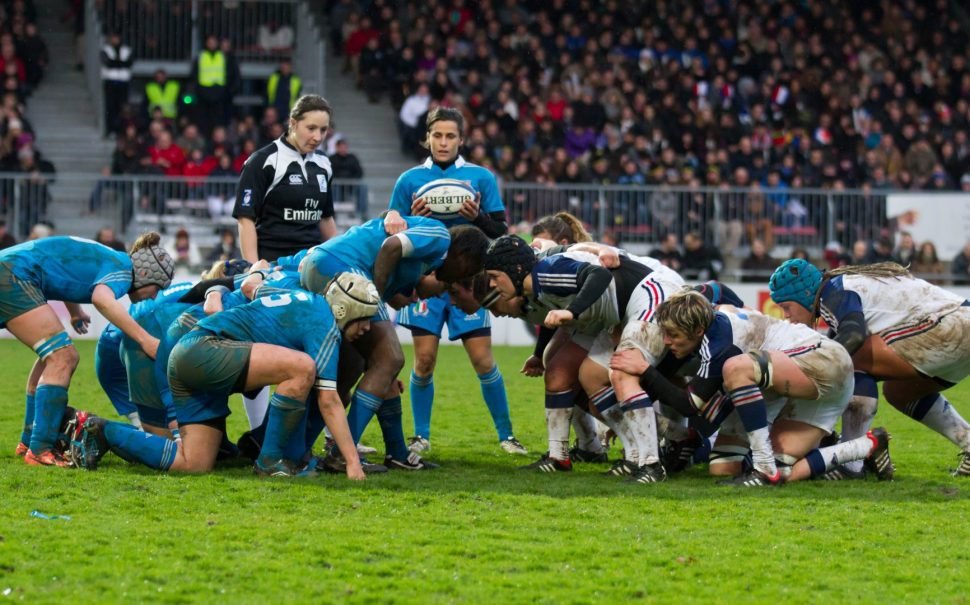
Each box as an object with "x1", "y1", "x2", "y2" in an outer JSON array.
[
  {"x1": 145, "y1": 80, "x2": 180, "y2": 118},
  {"x1": 198, "y1": 51, "x2": 226, "y2": 87},
  {"x1": 267, "y1": 73, "x2": 302, "y2": 109}
]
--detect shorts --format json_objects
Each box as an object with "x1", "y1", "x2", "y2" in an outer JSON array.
[
  {"x1": 624, "y1": 272, "x2": 683, "y2": 323},
  {"x1": 95, "y1": 335, "x2": 137, "y2": 417},
  {"x1": 120, "y1": 341, "x2": 170, "y2": 426},
  {"x1": 882, "y1": 306, "x2": 970, "y2": 384},
  {"x1": 616, "y1": 320, "x2": 667, "y2": 367},
  {"x1": 168, "y1": 331, "x2": 252, "y2": 425},
  {"x1": 586, "y1": 332, "x2": 619, "y2": 369},
  {"x1": 0, "y1": 262, "x2": 46, "y2": 328},
  {"x1": 397, "y1": 292, "x2": 490, "y2": 341}
]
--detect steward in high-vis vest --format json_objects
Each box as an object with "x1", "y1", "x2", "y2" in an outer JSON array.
[
  {"x1": 101, "y1": 31, "x2": 133, "y2": 136},
  {"x1": 189, "y1": 34, "x2": 227, "y2": 136},
  {"x1": 267, "y1": 59, "x2": 302, "y2": 121},
  {"x1": 144, "y1": 69, "x2": 180, "y2": 121}
]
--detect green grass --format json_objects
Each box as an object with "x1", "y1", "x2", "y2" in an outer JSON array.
[{"x1": 1, "y1": 340, "x2": 969, "y2": 603}]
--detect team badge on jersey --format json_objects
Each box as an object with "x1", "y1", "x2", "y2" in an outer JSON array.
[
  {"x1": 317, "y1": 174, "x2": 328, "y2": 193},
  {"x1": 415, "y1": 300, "x2": 429, "y2": 316},
  {"x1": 242, "y1": 189, "x2": 252, "y2": 207},
  {"x1": 288, "y1": 174, "x2": 304, "y2": 185}
]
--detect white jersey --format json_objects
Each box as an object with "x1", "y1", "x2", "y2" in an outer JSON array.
[{"x1": 720, "y1": 307, "x2": 823, "y2": 354}]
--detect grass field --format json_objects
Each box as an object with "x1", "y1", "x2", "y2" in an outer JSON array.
[{"x1": 1, "y1": 339, "x2": 969, "y2": 603}]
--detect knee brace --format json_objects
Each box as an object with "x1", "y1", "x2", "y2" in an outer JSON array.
[
  {"x1": 709, "y1": 443, "x2": 750, "y2": 467},
  {"x1": 33, "y1": 331, "x2": 72, "y2": 361},
  {"x1": 748, "y1": 350, "x2": 773, "y2": 390}
]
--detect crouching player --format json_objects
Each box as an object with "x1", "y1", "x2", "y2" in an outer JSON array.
[
  {"x1": 74, "y1": 273, "x2": 380, "y2": 479},
  {"x1": 2, "y1": 233, "x2": 174, "y2": 466},
  {"x1": 609, "y1": 291, "x2": 891, "y2": 486},
  {"x1": 770, "y1": 260, "x2": 970, "y2": 477}
]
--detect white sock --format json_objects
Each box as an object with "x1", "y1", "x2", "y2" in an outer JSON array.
[
  {"x1": 747, "y1": 427, "x2": 777, "y2": 476},
  {"x1": 601, "y1": 405, "x2": 638, "y2": 463},
  {"x1": 841, "y1": 395, "x2": 877, "y2": 473},
  {"x1": 921, "y1": 395, "x2": 970, "y2": 451},
  {"x1": 243, "y1": 386, "x2": 270, "y2": 430},
  {"x1": 126, "y1": 411, "x2": 143, "y2": 430},
  {"x1": 571, "y1": 408, "x2": 605, "y2": 452},
  {"x1": 622, "y1": 393, "x2": 659, "y2": 466},
  {"x1": 546, "y1": 407, "x2": 573, "y2": 460}
]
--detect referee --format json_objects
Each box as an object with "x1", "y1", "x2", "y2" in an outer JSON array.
[{"x1": 233, "y1": 95, "x2": 337, "y2": 262}]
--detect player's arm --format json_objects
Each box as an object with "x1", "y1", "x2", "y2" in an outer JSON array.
[
  {"x1": 178, "y1": 277, "x2": 236, "y2": 304},
  {"x1": 64, "y1": 301, "x2": 90, "y2": 334},
  {"x1": 91, "y1": 284, "x2": 159, "y2": 359},
  {"x1": 564, "y1": 263, "x2": 613, "y2": 319},
  {"x1": 373, "y1": 236, "x2": 405, "y2": 297},
  {"x1": 233, "y1": 153, "x2": 270, "y2": 263},
  {"x1": 472, "y1": 210, "x2": 508, "y2": 238},
  {"x1": 822, "y1": 287, "x2": 868, "y2": 356},
  {"x1": 316, "y1": 388, "x2": 365, "y2": 480}
]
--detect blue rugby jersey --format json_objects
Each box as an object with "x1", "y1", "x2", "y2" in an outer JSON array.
[
  {"x1": 389, "y1": 156, "x2": 504, "y2": 227},
  {"x1": 0, "y1": 236, "x2": 131, "y2": 302}
]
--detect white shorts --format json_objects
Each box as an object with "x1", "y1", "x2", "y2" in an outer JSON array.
[
  {"x1": 624, "y1": 272, "x2": 684, "y2": 324},
  {"x1": 616, "y1": 320, "x2": 666, "y2": 367},
  {"x1": 587, "y1": 331, "x2": 618, "y2": 369},
  {"x1": 882, "y1": 306, "x2": 970, "y2": 384}
]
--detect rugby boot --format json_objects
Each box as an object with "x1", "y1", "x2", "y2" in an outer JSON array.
[{"x1": 864, "y1": 427, "x2": 894, "y2": 481}]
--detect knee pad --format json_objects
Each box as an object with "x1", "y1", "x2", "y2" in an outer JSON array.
[
  {"x1": 748, "y1": 350, "x2": 773, "y2": 390},
  {"x1": 709, "y1": 444, "x2": 750, "y2": 467},
  {"x1": 33, "y1": 331, "x2": 72, "y2": 361},
  {"x1": 774, "y1": 452, "x2": 799, "y2": 480}
]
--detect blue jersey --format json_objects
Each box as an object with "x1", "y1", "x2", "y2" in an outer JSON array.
[
  {"x1": 100, "y1": 281, "x2": 194, "y2": 356},
  {"x1": 195, "y1": 289, "x2": 342, "y2": 389},
  {"x1": 0, "y1": 236, "x2": 132, "y2": 303},
  {"x1": 309, "y1": 216, "x2": 449, "y2": 300},
  {"x1": 223, "y1": 270, "x2": 302, "y2": 309},
  {"x1": 275, "y1": 248, "x2": 315, "y2": 272},
  {"x1": 389, "y1": 156, "x2": 504, "y2": 228}
]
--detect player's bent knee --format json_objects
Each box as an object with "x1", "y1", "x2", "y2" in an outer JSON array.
[{"x1": 35, "y1": 332, "x2": 77, "y2": 365}]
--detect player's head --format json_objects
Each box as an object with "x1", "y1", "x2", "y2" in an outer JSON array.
[
  {"x1": 424, "y1": 107, "x2": 464, "y2": 164},
  {"x1": 129, "y1": 232, "x2": 174, "y2": 301},
  {"x1": 323, "y1": 272, "x2": 380, "y2": 340},
  {"x1": 436, "y1": 225, "x2": 489, "y2": 283},
  {"x1": 201, "y1": 258, "x2": 252, "y2": 280},
  {"x1": 532, "y1": 212, "x2": 591, "y2": 246},
  {"x1": 287, "y1": 95, "x2": 331, "y2": 154},
  {"x1": 483, "y1": 235, "x2": 536, "y2": 298},
  {"x1": 769, "y1": 259, "x2": 822, "y2": 324},
  {"x1": 653, "y1": 290, "x2": 714, "y2": 358}
]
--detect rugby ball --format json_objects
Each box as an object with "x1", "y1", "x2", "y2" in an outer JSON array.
[{"x1": 415, "y1": 178, "x2": 475, "y2": 218}]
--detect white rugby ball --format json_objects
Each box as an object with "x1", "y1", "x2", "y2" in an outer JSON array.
[{"x1": 415, "y1": 178, "x2": 475, "y2": 218}]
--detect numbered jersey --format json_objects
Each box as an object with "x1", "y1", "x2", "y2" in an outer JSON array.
[
  {"x1": 0, "y1": 236, "x2": 132, "y2": 302},
  {"x1": 195, "y1": 289, "x2": 341, "y2": 388}
]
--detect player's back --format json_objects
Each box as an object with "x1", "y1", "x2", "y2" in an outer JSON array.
[
  {"x1": 0, "y1": 236, "x2": 131, "y2": 302},
  {"x1": 719, "y1": 306, "x2": 821, "y2": 353},
  {"x1": 826, "y1": 274, "x2": 966, "y2": 333}
]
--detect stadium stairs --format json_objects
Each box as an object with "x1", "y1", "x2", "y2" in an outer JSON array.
[{"x1": 27, "y1": 0, "x2": 114, "y2": 237}]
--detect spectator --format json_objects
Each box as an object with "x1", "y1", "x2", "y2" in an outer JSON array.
[
  {"x1": 189, "y1": 35, "x2": 227, "y2": 137},
  {"x1": 681, "y1": 231, "x2": 722, "y2": 281},
  {"x1": 149, "y1": 130, "x2": 186, "y2": 176},
  {"x1": 94, "y1": 226, "x2": 125, "y2": 252},
  {"x1": 648, "y1": 232, "x2": 683, "y2": 272},
  {"x1": 329, "y1": 136, "x2": 366, "y2": 217},
  {"x1": 911, "y1": 241, "x2": 945, "y2": 284},
  {"x1": 144, "y1": 68, "x2": 179, "y2": 122},
  {"x1": 206, "y1": 153, "x2": 237, "y2": 218},
  {"x1": 953, "y1": 242, "x2": 970, "y2": 285},
  {"x1": 165, "y1": 227, "x2": 201, "y2": 270},
  {"x1": 869, "y1": 236, "x2": 896, "y2": 264},
  {"x1": 19, "y1": 22, "x2": 47, "y2": 88},
  {"x1": 204, "y1": 227, "x2": 241, "y2": 264},
  {"x1": 0, "y1": 219, "x2": 16, "y2": 249},
  {"x1": 849, "y1": 239, "x2": 871, "y2": 265},
  {"x1": 27, "y1": 221, "x2": 52, "y2": 240},
  {"x1": 894, "y1": 231, "x2": 917, "y2": 266},
  {"x1": 740, "y1": 238, "x2": 778, "y2": 283},
  {"x1": 15, "y1": 146, "x2": 53, "y2": 236},
  {"x1": 100, "y1": 31, "x2": 132, "y2": 137},
  {"x1": 790, "y1": 248, "x2": 811, "y2": 262},
  {"x1": 399, "y1": 83, "x2": 430, "y2": 156},
  {"x1": 267, "y1": 59, "x2": 301, "y2": 119}
]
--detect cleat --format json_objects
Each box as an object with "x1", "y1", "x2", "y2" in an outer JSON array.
[
  {"x1": 568, "y1": 443, "x2": 608, "y2": 463},
  {"x1": 819, "y1": 464, "x2": 867, "y2": 481},
  {"x1": 236, "y1": 431, "x2": 261, "y2": 461},
  {"x1": 54, "y1": 406, "x2": 80, "y2": 455},
  {"x1": 407, "y1": 436, "x2": 430, "y2": 453},
  {"x1": 62, "y1": 409, "x2": 90, "y2": 466},
  {"x1": 216, "y1": 434, "x2": 240, "y2": 461},
  {"x1": 15, "y1": 442, "x2": 28, "y2": 456},
  {"x1": 661, "y1": 438, "x2": 699, "y2": 474},
  {"x1": 625, "y1": 462, "x2": 667, "y2": 484},
  {"x1": 322, "y1": 452, "x2": 388, "y2": 474},
  {"x1": 500, "y1": 437, "x2": 529, "y2": 455},
  {"x1": 357, "y1": 442, "x2": 378, "y2": 455},
  {"x1": 70, "y1": 416, "x2": 110, "y2": 470},
  {"x1": 954, "y1": 451, "x2": 970, "y2": 477},
  {"x1": 24, "y1": 449, "x2": 74, "y2": 468},
  {"x1": 603, "y1": 459, "x2": 639, "y2": 477},
  {"x1": 254, "y1": 456, "x2": 318, "y2": 478},
  {"x1": 864, "y1": 427, "x2": 894, "y2": 481},
  {"x1": 520, "y1": 453, "x2": 572, "y2": 472},
  {"x1": 718, "y1": 468, "x2": 782, "y2": 487},
  {"x1": 385, "y1": 452, "x2": 439, "y2": 471}
]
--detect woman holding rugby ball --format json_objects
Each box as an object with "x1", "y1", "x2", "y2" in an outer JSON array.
[{"x1": 382, "y1": 106, "x2": 528, "y2": 459}]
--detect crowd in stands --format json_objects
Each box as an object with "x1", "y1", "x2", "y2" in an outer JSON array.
[{"x1": 330, "y1": 0, "x2": 970, "y2": 253}]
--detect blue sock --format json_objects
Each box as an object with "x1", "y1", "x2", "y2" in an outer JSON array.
[
  {"x1": 20, "y1": 392, "x2": 35, "y2": 445},
  {"x1": 410, "y1": 371, "x2": 434, "y2": 438},
  {"x1": 377, "y1": 396, "x2": 409, "y2": 461},
  {"x1": 304, "y1": 401, "x2": 326, "y2": 455},
  {"x1": 347, "y1": 389, "x2": 383, "y2": 444},
  {"x1": 479, "y1": 366, "x2": 513, "y2": 440},
  {"x1": 260, "y1": 392, "x2": 308, "y2": 461},
  {"x1": 281, "y1": 403, "x2": 312, "y2": 462},
  {"x1": 589, "y1": 388, "x2": 615, "y2": 413},
  {"x1": 105, "y1": 420, "x2": 177, "y2": 470},
  {"x1": 29, "y1": 385, "x2": 68, "y2": 453}
]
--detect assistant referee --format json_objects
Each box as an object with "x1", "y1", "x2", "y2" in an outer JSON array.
[{"x1": 233, "y1": 95, "x2": 337, "y2": 262}]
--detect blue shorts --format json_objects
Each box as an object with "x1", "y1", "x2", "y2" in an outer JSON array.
[
  {"x1": 168, "y1": 331, "x2": 251, "y2": 426},
  {"x1": 120, "y1": 341, "x2": 172, "y2": 427},
  {"x1": 396, "y1": 293, "x2": 491, "y2": 341},
  {"x1": 0, "y1": 262, "x2": 46, "y2": 328},
  {"x1": 95, "y1": 335, "x2": 138, "y2": 418}
]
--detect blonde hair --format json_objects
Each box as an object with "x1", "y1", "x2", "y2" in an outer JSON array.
[
  {"x1": 201, "y1": 260, "x2": 227, "y2": 280},
  {"x1": 654, "y1": 290, "x2": 714, "y2": 336},
  {"x1": 129, "y1": 231, "x2": 162, "y2": 254},
  {"x1": 532, "y1": 212, "x2": 592, "y2": 244}
]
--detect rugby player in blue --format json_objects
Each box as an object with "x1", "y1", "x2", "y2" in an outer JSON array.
[
  {"x1": 299, "y1": 214, "x2": 488, "y2": 470},
  {"x1": 76, "y1": 273, "x2": 380, "y2": 479},
  {"x1": 383, "y1": 106, "x2": 526, "y2": 457},
  {"x1": 0, "y1": 232, "x2": 174, "y2": 467}
]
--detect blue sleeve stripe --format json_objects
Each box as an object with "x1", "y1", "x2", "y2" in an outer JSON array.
[
  {"x1": 98, "y1": 271, "x2": 132, "y2": 283},
  {"x1": 313, "y1": 326, "x2": 341, "y2": 373}
]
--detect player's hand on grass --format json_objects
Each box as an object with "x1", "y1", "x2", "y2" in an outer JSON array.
[
  {"x1": 544, "y1": 309, "x2": 573, "y2": 328},
  {"x1": 346, "y1": 462, "x2": 366, "y2": 481},
  {"x1": 458, "y1": 192, "x2": 481, "y2": 221},
  {"x1": 410, "y1": 195, "x2": 432, "y2": 217},
  {"x1": 609, "y1": 349, "x2": 648, "y2": 375},
  {"x1": 383, "y1": 210, "x2": 408, "y2": 234},
  {"x1": 521, "y1": 355, "x2": 544, "y2": 377}
]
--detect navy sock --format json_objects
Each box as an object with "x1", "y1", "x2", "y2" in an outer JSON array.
[
  {"x1": 105, "y1": 420, "x2": 177, "y2": 470},
  {"x1": 731, "y1": 386, "x2": 768, "y2": 432},
  {"x1": 590, "y1": 387, "x2": 616, "y2": 413},
  {"x1": 905, "y1": 393, "x2": 939, "y2": 421},
  {"x1": 409, "y1": 371, "x2": 434, "y2": 438},
  {"x1": 29, "y1": 385, "x2": 68, "y2": 453},
  {"x1": 20, "y1": 392, "x2": 35, "y2": 445},
  {"x1": 479, "y1": 365, "x2": 513, "y2": 440},
  {"x1": 377, "y1": 396, "x2": 409, "y2": 461},
  {"x1": 260, "y1": 392, "x2": 308, "y2": 461},
  {"x1": 347, "y1": 389, "x2": 383, "y2": 443}
]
